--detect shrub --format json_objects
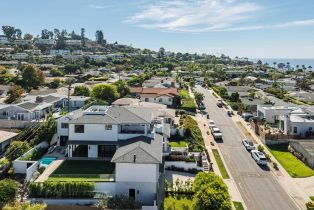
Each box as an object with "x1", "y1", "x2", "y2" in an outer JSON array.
[
  {"x1": 257, "y1": 145, "x2": 265, "y2": 153},
  {"x1": 29, "y1": 181, "x2": 95, "y2": 198},
  {"x1": 273, "y1": 162, "x2": 279, "y2": 170},
  {"x1": 2, "y1": 201, "x2": 47, "y2": 210},
  {"x1": 306, "y1": 201, "x2": 314, "y2": 210},
  {"x1": 0, "y1": 179, "x2": 19, "y2": 204},
  {"x1": 97, "y1": 195, "x2": 141, "y2": 209}
]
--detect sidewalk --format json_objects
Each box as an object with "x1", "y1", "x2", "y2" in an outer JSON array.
[
  {"x1": 35, "y1": 159, "x2": 64, "y2": 182},
  {"x1": 209, "y1": 89, "x2": 311, "y2": 209},
  {"x1": 195, "y1": 113, "x2": 247, "y2": 209}
]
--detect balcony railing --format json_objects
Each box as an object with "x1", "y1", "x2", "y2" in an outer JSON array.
[{"x1": 120, "y1": 130, "x2": 145, "y2": 134}]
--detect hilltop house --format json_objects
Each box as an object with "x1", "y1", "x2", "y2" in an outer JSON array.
[
  {"x1": 55, "y1": 105, "x2": 173, "y2": 205},
  {"x1": 130, "y1": 87, "x2": 180, "y2": 107},
  {"x1": 142, "y1": 77, "x2": 176, "y2": 88}
]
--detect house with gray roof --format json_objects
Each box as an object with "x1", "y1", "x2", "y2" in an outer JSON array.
[{"x1": 55, "y1": 105, "x2": 170, "y2": 205}]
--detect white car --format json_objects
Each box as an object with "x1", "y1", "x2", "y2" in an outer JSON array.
[
  {"x1": 242, "y1": 139, "x2": 256, "y2": 151},
  {"x1": 208, "y1": 120, "x2": 215, "y2": 128},
  {"x1": 251, "y1": 150, "x2": 267, "y2": 165},
  {"x1": 211, "y1": 127, "x2": 222, "y2": 140}
]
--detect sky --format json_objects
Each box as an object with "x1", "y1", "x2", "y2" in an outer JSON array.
[{"x1": 1, "y1": 0, "x2": 314, "y2": 59}]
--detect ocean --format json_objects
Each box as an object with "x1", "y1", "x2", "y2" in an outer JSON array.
[{"x1": 249, "y1": 58, "x2": 314, "y2": 69}]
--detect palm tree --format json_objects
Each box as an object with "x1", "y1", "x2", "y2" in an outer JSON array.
[
  {"x1": 273, "y1": 62, "x2": 277, "y2": 69},
  {"x1": 286, "y1": 62, "x2": 290, "y2": 71}
]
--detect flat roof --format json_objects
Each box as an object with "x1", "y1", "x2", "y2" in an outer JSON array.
[{"x1": 0, "y1": 130, "x2": 18, "y2": 144}]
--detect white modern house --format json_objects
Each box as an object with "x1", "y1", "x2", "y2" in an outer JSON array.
[
  {"x1": 257, "y1": 105, "x2": 299, "y2": 124},
  {"x1": 65, "y1": 39, "x2": 81, "y2": 46},
  {"x1": 55, "y1": 105, "x2": 172, "y2": 205},
  {"x1": 0, "y1": 36, "x2": 9, "y2": 44},
  {"x1": 278, "y1": 113, "x2": 314, "y2": 138}
]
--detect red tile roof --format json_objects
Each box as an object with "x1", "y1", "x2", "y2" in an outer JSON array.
[{"x1": 130, "y1": 87, "x2": 179, "y2": 98}]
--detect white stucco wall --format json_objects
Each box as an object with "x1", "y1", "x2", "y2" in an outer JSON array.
[
  {"x1": 69, "y1": 124, "x2": 119, "y2": 141},
  {"x1": 115, "y1": 163, "x2": 158, "y2": 183},
  {"x1": 140, "y1": 96, "x2": 173, "y2": 106},
  {"x1": 94, "y1": 182, "x2": 115, "y2": 195},
  {"x1": 290, "y1": 121, "x2": 314, "y2": 137}
]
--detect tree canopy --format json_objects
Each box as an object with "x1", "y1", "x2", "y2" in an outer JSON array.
[
  {"x1": 73, "y1": 85, "x2": 90, "y2": 97},
  {"x1": 0, "y1": 179, "x2": 19, "y2": 204},
  {"x1": 91, "y1": 84, "x2": 119, "y2": 103},
  {"x1": 5, "y1": 141, "x2": 31, "y2": 161},
  {"x1": 20, "y1": 64, "x2": 45, "y2": 90}
]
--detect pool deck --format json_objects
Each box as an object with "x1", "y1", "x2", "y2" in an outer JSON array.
[{"x1": 35, "y1": 159, "x2": 65, "y2": 182}]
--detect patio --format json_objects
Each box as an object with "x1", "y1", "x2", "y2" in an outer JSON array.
[{"x1": 47, "y1": 160, "x2": 115, "y2": 182}]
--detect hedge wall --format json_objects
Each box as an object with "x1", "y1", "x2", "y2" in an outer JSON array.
[{"x1": 29, "y1": 181, "x2": 95, "y2": 198}]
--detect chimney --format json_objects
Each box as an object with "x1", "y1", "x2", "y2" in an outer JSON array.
[{"x1": 133, "y1": 154, "x2": 136, "y2": 163}]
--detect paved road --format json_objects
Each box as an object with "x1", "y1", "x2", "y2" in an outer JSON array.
[{"x1": 196, "y1": 86, "x2": 298, "y2": 210}]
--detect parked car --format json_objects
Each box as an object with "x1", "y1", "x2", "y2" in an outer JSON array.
[
  {"x1": 198, "y1": 102, "x2": 206, "y2": 110},
  {"x1": 227, "y1": 111, "x2": 233, "y2": 117},
  {"x1": 242, "y1": 113, "x2": 254, "y2": 122},
  {"x1": 242, "y1": 139, "x2": 255, "y2": 151},
  {"x1": 211, "y1": 127, "x2": 222, "y2": 140},
  {"x1": 251, "y1": 150, "x2": 267, "y2": 165},
  {"x1": 208, "y1": 120, "x2": 215, "y2": 128}
]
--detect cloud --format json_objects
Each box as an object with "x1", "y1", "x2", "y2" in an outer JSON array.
[
  {"x1": 126, "y1": 0, "x2": 314, "y2": 32},
  {"x1": 216, "y1": 18, "x2": 314, "y2": 31},
  {"x1": 89, "y1": 4, "x2": 111, "y2": 9}
]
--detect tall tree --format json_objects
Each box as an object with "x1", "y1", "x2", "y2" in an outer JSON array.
[
  {"x1": 2, "y1": 25, "x2": 15, "y2": 40},
  {"x1": 23, "y1": 33, "x2": 33, "y2": 40},
  {"x1": 81, "y1": 28, "x2": 85, "y2": 46},
  {"x1": 14, "y1": 28, "x2": 22, "y2": 39},
  {"x1": 5, "y1": 85, "x2": 24, "y2": 104},
  {"x1": 41, "y1": 29, "x2": 50, "y2": 39},
  {"x1": 95, "y1": 30, "x2": 104, "y2": 44},
  {"x1": 20, "y1": 65, "x2": 45, "y2": 90},
  {"x1": 91, "y1": 84, "x2": 119, "y2": 103}
]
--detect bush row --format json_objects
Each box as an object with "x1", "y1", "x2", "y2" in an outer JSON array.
[{"x1": 29, "y1": 181, "x2": 95, "y2": 198}]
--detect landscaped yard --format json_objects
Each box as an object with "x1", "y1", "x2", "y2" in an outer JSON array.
[
  {"x1": 180, "y1": 89, "x2": 190, "y2": 99},
  {"x1": 164, "y1": 196, "x2": 193, "y2": 210},
  {"x1": 48, "y1": 160, "x2": 115, "y2": 182},
  {"x1": 212, "y1": 149, "x2": 230, "y2": 179},
  {"x1": 266, "y1": 144, "x2": 314, "y2": 178},
  {"x1": 169, "y1": 141, "x2": 188, "y2": 148},
  {"x1": 310, "y1": 196, "x2": 314, "y2": 202}
]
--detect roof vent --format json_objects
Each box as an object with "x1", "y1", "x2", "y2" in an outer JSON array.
[{"x1": 133, "y1": 154, "x2": 136, "y2": 163}]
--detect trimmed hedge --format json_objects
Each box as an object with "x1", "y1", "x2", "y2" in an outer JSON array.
[{"x1": 29, "y1": 181, "x2": 95, "y2": 198}]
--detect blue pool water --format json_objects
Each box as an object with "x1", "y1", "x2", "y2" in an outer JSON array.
[{"x1": 39, "y1": 157, "x2": 57, "y2": 167}]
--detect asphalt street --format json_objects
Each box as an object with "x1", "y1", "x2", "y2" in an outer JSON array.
[{"x1": 196, "y1": 86, "x2": 298, "y2": 210}]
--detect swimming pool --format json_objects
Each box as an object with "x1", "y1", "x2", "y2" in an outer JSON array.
[{"x1": 39, "y1": 157, "x2": 57, "y2": 167}]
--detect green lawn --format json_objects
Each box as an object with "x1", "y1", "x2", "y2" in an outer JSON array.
[
  {"x1": 169, "y1": 141, "x2": 188, "y2": 148},
  {"x1": 180, "y1": 89, "x2": 190, "y2": 99},
  {"x1": 212, "y1": 149, "x2": 230, "y2": 179},
  {"x1": 266, "y1": 145, "x2": 314, "y2": 178},
  {"x1": 49, "y1": 160, "x2": 115, "y2": 182},
  {"x1": 310, "y1": 196, "x2": 314, "y2": 202},
  {"x1": 233, "y1": 201, "x2": 245, "y2": 210}
]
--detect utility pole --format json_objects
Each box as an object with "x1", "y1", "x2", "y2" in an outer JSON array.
[{"x1": 67, "y1": 83, "x2": 72, "y2": 113}]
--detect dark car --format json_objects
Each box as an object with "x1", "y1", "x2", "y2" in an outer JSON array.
[{"x1": 227, "y1": 111, "x2": 233, "y2": 117}]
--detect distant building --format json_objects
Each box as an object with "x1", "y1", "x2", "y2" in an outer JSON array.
[
  {"x1": 65, "y1": 39, "x2": 81, "y2": 46},
  {"x1": 0, "y1": 36, "x2": 9, "y2": 44},
  {"x1": 34, "y1": 38, "x2": 56, "y2": 45},
  {"x1": 50, "y1": 49, "x2": 70, "y2": 56},
  {"x1": 14, "y1": 39, "x2": 32, "y2": 45}
]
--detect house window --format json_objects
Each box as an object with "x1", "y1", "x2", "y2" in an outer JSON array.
[
  {"x1": 293, "y1": 127, "x2": 297, "y2": 134},
  {"x1": 158, "y1": 98, "x2": 163, "y2": 102},
  {"x1": 75, "y1": 125, "x2": 84, "y2": 133},
  {"x1": 2, "y1": 111, "x2": 8, "y2": 116},
  {"x1": 168, "y1": 98, "x2": 172, "y2": 102},
  {"x1": 61, "y1": 123, "x2": 68, "y2": 129},
  {"x1": 310, "y1": 127, "x2": 312, "y2": 131},
  {"x1": 105, "y1": 124, "x2": 112, "y2": 130},
  {"x1": 145, "y1": 98, "x2": 149, "y2": 102}
]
